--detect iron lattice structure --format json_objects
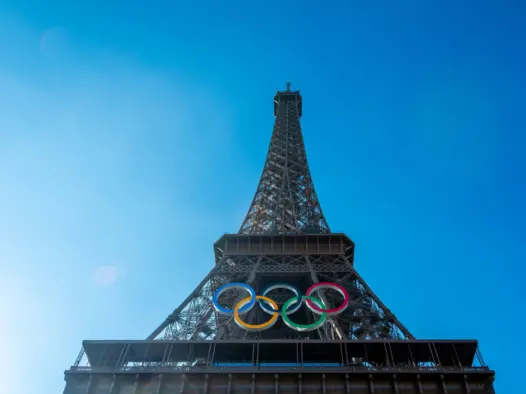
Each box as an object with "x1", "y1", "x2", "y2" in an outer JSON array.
[
  {"x1": 64, "y1": 84, "x2": 496, "y2": 394},
  {"x1": 147, "y1": 84, "x2": 413, "y2": 342},
  {"x1": 239, "y1": 84, "x2": 329, "y2": 235}
]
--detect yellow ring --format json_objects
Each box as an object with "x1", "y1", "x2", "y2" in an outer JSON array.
[{"x1": 234, "y1": 296, "x2": 279, "y2": 330}]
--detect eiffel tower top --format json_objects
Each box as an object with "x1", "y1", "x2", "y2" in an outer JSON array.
[
  {"x1": 272, "y1": 82, "x2": 302, "y2": 117},
  {"x1": 239, "y1": 84, "x2": 330, "y2": 235}
]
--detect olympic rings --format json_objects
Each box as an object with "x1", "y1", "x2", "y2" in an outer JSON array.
[
  {"x1": 212, "y1": 282, "x2": 349, "y2": 332},
  {"x1": 213, "y1": 282, "x2": 256, "y2": 314},
  {"x1": 282, "y1": 296, "x2": 327, "y2": 331},
  {"x1": 234, "y1": 296, "x2": 279, "y2": 332},
  {"x1": 306, "y1": 282, "x2": 350, "y2": 316},
  {"x1": 259, "y1": 283, "x2": 302, "y2": 316}
]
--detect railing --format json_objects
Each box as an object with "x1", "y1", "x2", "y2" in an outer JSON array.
[
  {"x1": 71, "y1": 339, "x2": 491, "y2": 378},
  {"x1": 68, "y1": 364, "x2": 491, "y2": 375}
]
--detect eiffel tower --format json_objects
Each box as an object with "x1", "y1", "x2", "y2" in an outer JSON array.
[{"x1": 64, "y1": 84, "x2": 496, "y2": 394}]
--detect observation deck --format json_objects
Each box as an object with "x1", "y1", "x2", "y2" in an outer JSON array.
[
  {"x1": 64, "y1": 339, "x2": 495, "y2": 394},
  {"x1": 274, "y1": 82, "x2": 302, "y2": 117}
]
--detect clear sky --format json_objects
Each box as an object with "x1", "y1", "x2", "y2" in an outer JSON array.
[{"x1": 0, "y1": 1, "x2": 524, "y2": 393}]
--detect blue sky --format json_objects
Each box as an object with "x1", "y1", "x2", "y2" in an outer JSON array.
[{"x1": 0, "y1": 0, "x2": 524, "y2": 392}]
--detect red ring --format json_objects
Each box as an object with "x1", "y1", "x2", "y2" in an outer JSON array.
[{"x1": 305, "y1": 282, "x2": 349, "y2": 315}]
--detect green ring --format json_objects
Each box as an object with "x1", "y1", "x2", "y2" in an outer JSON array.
[{"x1": 281, "y1": 296, "x2": 327, "y2": 332}]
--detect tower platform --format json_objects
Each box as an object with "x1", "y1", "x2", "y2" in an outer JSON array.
[{"x1": 64, "y1": 339, "x2": 495, "y2": 393}]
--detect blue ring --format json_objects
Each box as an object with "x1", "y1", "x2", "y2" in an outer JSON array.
[
  {"x1": 259, "y1": 283, "x2": 303, "y2": 316},
  {"x1": 213, "y1": 282, "x2": 256, "y2": 315}
]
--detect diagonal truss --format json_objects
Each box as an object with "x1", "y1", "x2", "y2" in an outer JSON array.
[{"x1": 239, "y1": 85, "x2": 329, "y2": 235}]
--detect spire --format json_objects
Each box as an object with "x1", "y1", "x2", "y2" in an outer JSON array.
[{"x1": 239, "y1": 85, "x2": 330, "y2": 234}]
